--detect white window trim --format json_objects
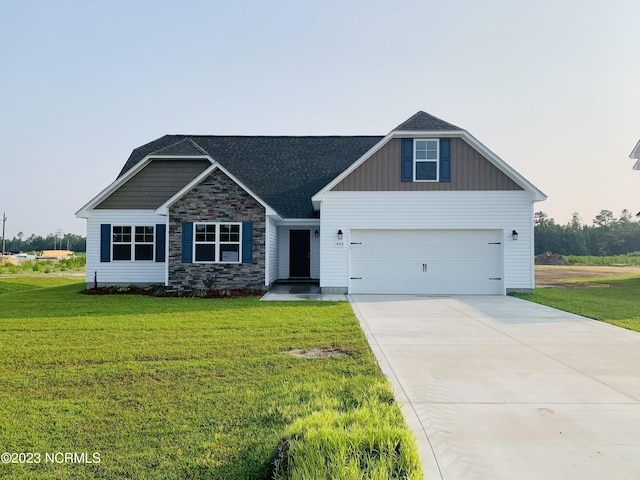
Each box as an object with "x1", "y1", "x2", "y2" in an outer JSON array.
[
  {"x1": 193, "y1": 222, "x2": 242, "y2": 264},
  {"x1": 413, "y1": 138, "x2": 440, "y2": 182},
  {"x1": 112, "y1": 225, "x2": 155, "y2": 262}
]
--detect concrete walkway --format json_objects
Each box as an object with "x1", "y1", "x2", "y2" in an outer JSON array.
[
  {"x1": 350, "y1": 295, "x2": 640, "y2": 480},
  {"x1": 260, "y1": 281, "x2": 347, "y2": 301}
]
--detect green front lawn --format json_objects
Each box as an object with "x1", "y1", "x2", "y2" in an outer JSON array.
[
  {"x1": 514, "y1": 275, "x2": 640, "y2": 332},
  {"x1": 0, "y1": 278, "x2": 420, "y2": 479}
]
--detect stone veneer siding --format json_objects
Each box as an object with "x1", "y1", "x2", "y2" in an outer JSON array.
[{"x1": 168, "y1": 169, "x2": 266, "y2": 290}]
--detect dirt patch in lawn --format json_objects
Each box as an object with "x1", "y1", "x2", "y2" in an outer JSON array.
[
  {"x1": 285, "y1": 346, "x2": 348, "y2": 359},
  {"x1": 535, "y1": 265, "x2": 640, "y2": 288}
]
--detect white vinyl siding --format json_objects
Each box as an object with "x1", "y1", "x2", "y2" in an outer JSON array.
[
  {"x1": 267, "y1": 217, "x2": 279, "y2": 286},
  {"x1": 86, "y1": 210, "x2": 166, "y2": 285},
  {"x1": 319, "y1": 190, "x2": 536, "y2": 293}
]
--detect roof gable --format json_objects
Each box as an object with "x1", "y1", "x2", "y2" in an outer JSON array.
[
  {"x1": 393, "y1": 111, "x2": 462, "y2": 132},
  {"x1": 331, "y1": 137, "x2": 523, "y2": 192},
  {"x1": 96, "y1": 159, "x2": 212, "y2": 209}
]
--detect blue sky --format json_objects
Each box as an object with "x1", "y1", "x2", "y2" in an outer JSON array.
[{"x1": 2, "y1": 0, "x2": 639, "y2": 238}]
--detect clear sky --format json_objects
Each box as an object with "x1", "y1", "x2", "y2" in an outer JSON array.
[{"x1": 2, "y1": 0, "x2": 639, "y2": 239}]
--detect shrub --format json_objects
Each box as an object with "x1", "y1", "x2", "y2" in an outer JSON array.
[
  {"x1": 146, "y1": 283, "x2": 167, "y2": 296},
  {"x1": 204, "y1": 276, "x2": 217, "y2": 290}
]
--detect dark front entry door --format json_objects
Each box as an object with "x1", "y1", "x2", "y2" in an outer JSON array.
[{"x1": 289, "y1": 230, "x2": 311, "y2": 278}]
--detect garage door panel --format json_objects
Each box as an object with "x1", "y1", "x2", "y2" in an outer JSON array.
[{"x1": 350, "y1": 229, "x2": 503, "y2": 295}]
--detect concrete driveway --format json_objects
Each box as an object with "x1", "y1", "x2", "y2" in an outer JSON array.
[{"x1": 350, "y1": 295, "x2": 640, "y2": 480}]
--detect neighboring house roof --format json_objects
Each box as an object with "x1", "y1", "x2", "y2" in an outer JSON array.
[{"x1": 630, "y1": 138, "x2": 640, "y2": 170}]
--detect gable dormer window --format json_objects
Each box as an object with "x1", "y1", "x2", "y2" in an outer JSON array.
[
  {"x1": 414, "y1": 139, "x2": 439, "y2": 181},
  {"x1": 401, "y1": 138, "x2": 451, "y2": 183}
]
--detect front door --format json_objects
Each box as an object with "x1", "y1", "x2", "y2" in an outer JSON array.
[{"x1": 289, "y1": 230, "x2": 311, "y2": 278}]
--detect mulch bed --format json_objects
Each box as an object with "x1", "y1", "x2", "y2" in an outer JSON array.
[{"x1": 81, "y1": 286, "x2": 264, "y2": 298}]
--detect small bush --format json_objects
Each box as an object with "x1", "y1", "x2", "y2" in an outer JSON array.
[
  {"x1": 204, "y1": 276, "x2": 218, "y2": 290},
  {"x1": 146, "y1": 283, "x2": 167, "y2": 296},
  {"x1": 190, "y1": 289, "x2": 208, "y2": 298}
]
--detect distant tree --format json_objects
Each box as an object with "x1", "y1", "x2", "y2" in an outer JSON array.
[
  {"x1": 619, "y1": 209, "x2": 633, "y2": 224},
  {"x1": 593, "y1": 209, "x2": 615, "y2": 227},
  {"x1": 568, "y1": 212, "x2": 583, "y2": 229},
  {"x1": 534, "y1": 211, "x2": 553, "y2": 227}
]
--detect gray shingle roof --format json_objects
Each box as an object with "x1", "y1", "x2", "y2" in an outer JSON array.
[
  {"x1": 151, "y1": 138, "x2": 209, "y2": 156},
  {"x1": 115, "y1": 111, "x2": 460, "y2": 219},
  {"x1": 393, "y1": 111, "x2": 462, "y2": 132},
  {"x1": 119, "y1": 135, "x2": 383, "y2": 218}
]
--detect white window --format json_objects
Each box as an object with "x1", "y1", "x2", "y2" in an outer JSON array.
[
  {"x1": 194, "y1": 223, "x2": 241, "y2": 263},
  {"x1": 414, "y1": 139, "x2": 439, "y2": 181},
  {"x1": 112, "y1": 225, "x2": 154, "y2": 261}
]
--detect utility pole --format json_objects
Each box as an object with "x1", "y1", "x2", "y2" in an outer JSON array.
[{"x1": 1, "y1": 212, "x2": 6, "y2": 256}]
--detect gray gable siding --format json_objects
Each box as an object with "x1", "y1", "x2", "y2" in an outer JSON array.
[
  {"x1": 332, "y1": 138, "x2": 523, "y2": 192},
  {"x1": 96, "y1": 159, "x2": 211, "y2": 209}
]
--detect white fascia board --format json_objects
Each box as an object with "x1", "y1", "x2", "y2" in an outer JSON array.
[
  {"x1": 631, "y1": 139, "x2": 640, "y2": 161},
  {"x1": 310, "y1": 129, "x2": 546, "y2": 204},
  {"x1": 459, "y1": 131, "x2": 547, "y2": 202},
  {"x1": 275, "y1": 218, "x2": 320, "y2": 226},
  {"x1": 75, "y1": 154, "x2": 215, "y2": 218},
  {"x1": 155, "y1": 162, "x2": 277, "y2": 216}
]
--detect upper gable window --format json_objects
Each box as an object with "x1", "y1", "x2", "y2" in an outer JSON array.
[{"x1": 414, "y1": 139, "x2": 439, "y2": 181}]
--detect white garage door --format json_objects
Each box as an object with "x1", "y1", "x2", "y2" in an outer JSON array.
[{"x1": 349, "y1": 229, "x2": 504, "y2": 294}]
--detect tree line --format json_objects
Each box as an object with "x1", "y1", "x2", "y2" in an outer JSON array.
[
  {"x1": 535, "y1": 209, "x2": 640, "y2": 256},
  {"x1": 3, "y1": 232, "x2": 86, "y2": 253}
]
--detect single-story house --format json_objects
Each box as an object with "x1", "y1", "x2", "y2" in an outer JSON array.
[{"x1": 76, "y1": 111, "x2": 546, "y2": 294}]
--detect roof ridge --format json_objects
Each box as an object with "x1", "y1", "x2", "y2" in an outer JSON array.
[
  {"x1": 185, "y1": 137, "x2": 209, "y2": 155},
  {"x1": 393, "y1": 111, "x2": 462, "y2": 132},
  {"x1": 148, "y1": 137, "x2": 209, "y2": 157}
]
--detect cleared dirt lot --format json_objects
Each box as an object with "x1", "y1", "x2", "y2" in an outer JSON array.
[{"x1": 536, "y1": 265, "x2": 640, "y2": 288}]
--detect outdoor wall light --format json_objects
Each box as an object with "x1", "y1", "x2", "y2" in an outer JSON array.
[
  {"x1": 337, "y1": 229, "x2": 343, "y2": 240},
  {"x1": 512, "y1": 230, "x2": 518, "y2": 241},
  {"x1": 314, "y1": 229, "x2": 319, "y2": 238}
]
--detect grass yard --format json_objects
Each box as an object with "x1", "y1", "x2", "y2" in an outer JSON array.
[
  {"x1": 516, "y1": 274, "x2": 640, "y2": 332},
  {"x1": 0, "y1": 278, "x2": 421, "y2": 479}
]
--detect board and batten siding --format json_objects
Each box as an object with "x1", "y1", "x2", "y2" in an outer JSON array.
[
  {"x1": 319, "y1": 190, "x2": 535, "y2": 293},
  {"x1": 86, "y1": 210, "x2": 167, "y2": 286},
  {"x1": 332, "y1": 138, "x2": 523, "y2": 192}
]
